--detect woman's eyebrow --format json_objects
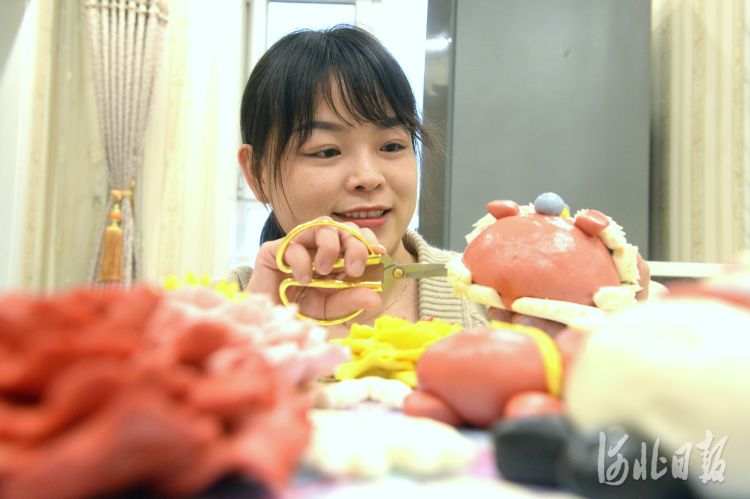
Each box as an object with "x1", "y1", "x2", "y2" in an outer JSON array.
[
  {"x1": 304, "y1": 117, "x2": 405, "y2": 132},
  {"x1": 309, "y1": 120, "x2": 345, "y2": 131}
]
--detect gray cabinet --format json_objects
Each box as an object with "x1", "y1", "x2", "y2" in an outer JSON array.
[{"x1": 420, "y1": 0, "x2": 651, "y2": 256}]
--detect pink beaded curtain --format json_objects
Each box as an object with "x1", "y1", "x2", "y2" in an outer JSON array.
[{"x1": 84, "y1": 0, "x2": 168, "y2": 284}]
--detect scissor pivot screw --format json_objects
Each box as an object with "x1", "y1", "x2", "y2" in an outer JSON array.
[{"x1": 393, "y1": 268, "x2": 405, "y2": 278}]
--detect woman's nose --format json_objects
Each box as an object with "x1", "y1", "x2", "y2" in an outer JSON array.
[{"x1": 347, "y1": 153, "x2": 384, "y2": 191}]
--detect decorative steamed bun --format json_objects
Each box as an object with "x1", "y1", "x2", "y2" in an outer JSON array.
[
  {"x1": 448, "y1": 193, "x2": 647, "y2": 329},
  {"x1": 404, "y1": 321, "x2": 565, "y2": 428}
]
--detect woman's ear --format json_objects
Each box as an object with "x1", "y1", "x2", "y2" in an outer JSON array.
[{"x1": 237, "y1": 144, "x2": 266, "y2": 202}]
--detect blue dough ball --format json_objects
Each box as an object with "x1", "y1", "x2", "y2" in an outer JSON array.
[{"x1": 534, "y1": 192, "x2": 567, "y2": 216}]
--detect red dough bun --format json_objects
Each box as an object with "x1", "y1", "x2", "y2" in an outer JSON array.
[
  {"x1": 404, "y1": 322, "x2": 563, "y2": 428},
  {"x1": 449, "y1": 193, "x2": 647, "y2": 330},
  {"x1": 502, "y1": 390, "x2": 566, "y2": 420},
  {"x1": 463, "y1": 212, "x2": 619, "y2": 308}
]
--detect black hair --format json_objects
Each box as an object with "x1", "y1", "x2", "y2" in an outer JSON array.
[
  {"x1": 239, "y1": 24, "x2": 433, "y2": 206},
  {"x1": 259, "y1": 211, "x2": 285, "y2": 245}
]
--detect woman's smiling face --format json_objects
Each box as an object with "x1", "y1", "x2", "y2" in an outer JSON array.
[{"x1": 263, "y1": 91, "x2": 418, "y2": 258}]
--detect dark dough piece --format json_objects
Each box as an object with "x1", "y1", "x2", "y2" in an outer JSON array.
[{"x1": 492, "y1": 414, "x2": 573, "y2": 486}]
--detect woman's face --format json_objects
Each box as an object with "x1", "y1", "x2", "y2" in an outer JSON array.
[{"x1": 260, "y1": 93, "x2": 418, "y2": 258}]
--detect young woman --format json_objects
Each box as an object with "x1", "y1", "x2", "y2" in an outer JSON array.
[{"x1": 230, "y1": 25, "x2": 490, "y2": 338}]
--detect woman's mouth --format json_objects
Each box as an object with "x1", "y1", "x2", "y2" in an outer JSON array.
[
  {"x1": 340, "y1": 209, "x2": 385, "y2": 219},
  {"x1": 333, "y1": 209, "x2": 390, "y2": 228}
]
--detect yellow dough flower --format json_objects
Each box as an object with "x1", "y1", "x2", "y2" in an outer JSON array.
[
  {"x1": 163, "y1": 272, "x2": 249, "y2": 302},
  {"x1": 331, "y1": 316, "x2": 462, "y2": 387}
]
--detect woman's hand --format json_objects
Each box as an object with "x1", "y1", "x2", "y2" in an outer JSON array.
[
  {"x1": 487, "y1": 308, "x2": 568, "y2": 337},
  {"x1": 635, "y1": 253, "x2": 651, "y2": 301},
  {"x1": 247, "y1": 216, "x2": 387, "y2": 322}
]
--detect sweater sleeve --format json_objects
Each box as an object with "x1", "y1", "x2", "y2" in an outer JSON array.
[
  {"x1": 403, "y1": 230, "x2": 489, "y2": 328},
  {"x1": 226, "y1": 265, "x2": 253, "y2": 291}
]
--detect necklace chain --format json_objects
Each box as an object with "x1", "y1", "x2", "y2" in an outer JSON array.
[{"x1": 343, "y1": 280, "x2": 411, "y2": 329}]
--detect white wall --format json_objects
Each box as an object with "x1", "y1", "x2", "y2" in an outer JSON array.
[{"x1": 0, "y1": 0, "x2": 34, "y2": 290}]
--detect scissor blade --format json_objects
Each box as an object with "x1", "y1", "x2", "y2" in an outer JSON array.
[{"x1": 391, "y1": 262, "x2": 447, "y2": 280}]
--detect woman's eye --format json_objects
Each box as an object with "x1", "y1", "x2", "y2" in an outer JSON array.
[
  {"x1": 382, "y1": 142, "x2": 406, "y2": 153},
  {"x1": 313, "y1": 148, "x2": 340, "y2": 158}
]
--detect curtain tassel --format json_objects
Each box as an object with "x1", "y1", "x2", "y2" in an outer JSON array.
[{"x1": 97, "y1": 187, "x2": 132, "y2": 282}]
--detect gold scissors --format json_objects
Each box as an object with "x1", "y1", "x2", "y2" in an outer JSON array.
[{"x1": 276, "y1": 219, "x2": 447, "y2": 325}]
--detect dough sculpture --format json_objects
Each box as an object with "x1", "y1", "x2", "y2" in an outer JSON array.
[
  {"x1": 403, "y1": 322, "x2": 567, "y2": 428},
  {"x1": 486, "y1": 264, "x2": 748, "y2": 498},
  {"x1": 565, "y1": 263, "x2": 750, "y2": 499},
  {"x1": 302, "y1": 409, "x2": 478, "y2": 479},
  {"x1": 448, "y1": 193, "x2": 647, "y2": 329},
  {"x1": 314, "y1": 376, "x2": 412, "y2": 410},
  {"x1": 160, "y1": 275, "x2": 350, "y2": 385},
  {"x1": 331, "y1": 316, "x2": 462, "y2": 387},
  {"x1": 0, "y1": 285, "x2": 315, "y2": 498}
]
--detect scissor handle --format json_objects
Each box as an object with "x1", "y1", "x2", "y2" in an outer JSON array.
[
  {"x1": 275, "y1": 219, "x2": 377, "y2": 273},
  {"x1": 279, "y1": 278, "x2": 383, "y2": 326},
  {"x1": 275, "y1": 219, "x2": 382, "y2": 326}
]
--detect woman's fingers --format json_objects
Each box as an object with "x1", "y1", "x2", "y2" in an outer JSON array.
[
  {"x1": 510, "y1": 313, "x2": 567, "y2": 337},
  {"x1": 635, "y1": 253, "x2": 651, "y2": 301},
  {"x1": 283, "y1": 241, "x2": 315, "y2": 285},
  {"x1": 338, "y1": 224, "x2": 382, "y2": 277},
  {"x1": 250, "y1": 218, "x2": 389, "y2": 319},
  {"x1": 488, "y1": 307, "x2": 566, "y2": 336},
  {"x1": 283, "y1": 221, "x2": 384, "y2": 322},
  {"x1": 246, "y1": 239, "x2": 287, "y2": 298},
  {"x1": 312, "y1": 222, "x2": 342, "y2": 275},
  {"x1": 278, "y1": 217, "x2": 339, "y2": 281},
  {"x1": 326, "y1": 286, "x2": 382, "y2": 316},
  {"x1": 281, "y1": 218, "x2": 385, "y2": 280},
  {"x1": 488, "y1": 307, "x2": 513, "y2": 323},
  {"x1": 292, "y1": 286, "x2": 382, "y2": 322}
]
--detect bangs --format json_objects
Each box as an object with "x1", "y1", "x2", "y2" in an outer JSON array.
[
  {"x1": 286, "y1": 28, "x2": 425, "y2": 150},
  {"x1": 322, "y1": 65, "x2": 415, "y2": 132}
]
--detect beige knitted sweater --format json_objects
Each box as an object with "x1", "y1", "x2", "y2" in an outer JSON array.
[{"x1": 226, "y1": 230, "x2": 489, "y2": 329}]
